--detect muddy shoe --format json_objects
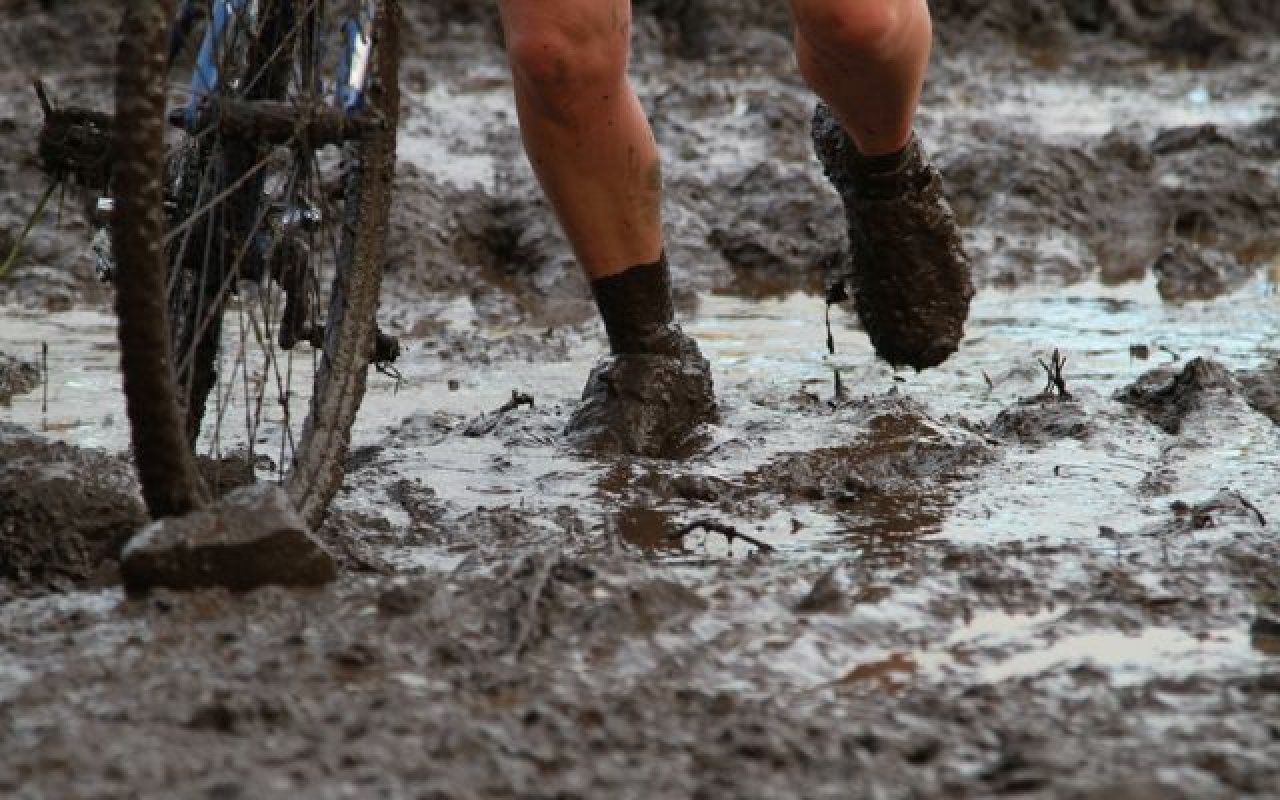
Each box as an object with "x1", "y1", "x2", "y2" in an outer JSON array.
[
  {"x1": 566, "y1": 325, "x2": 717, "y2": 458},
  {"x1": 812, "y1": 103, "x2": 974, "y2": 369}
]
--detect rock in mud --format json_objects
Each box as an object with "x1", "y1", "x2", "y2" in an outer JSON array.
[
  {"x1": 1153, "y1": 241, "x2": 1254, "y2": 303},
  {"x1": 992, "y1": 395, "x2": 1090, "y2": 444},
  {"x1": 0, "y1": 423, "x2": 144, "y2": 590},
  {"x1": 1114, "y1": 357, "x2": 1239, "y2": 434},
  {"x1": 0, "y1": 352, "x2": 40, "y2": 405},
  {"x1": 120, "y1": 484, "x2": 337, "y2": 593},
  {"x1": 1239, "y1": 359, "x2": 1280, "y2": 427}
]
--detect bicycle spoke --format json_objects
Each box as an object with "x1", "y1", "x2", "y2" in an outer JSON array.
[{"x1": 126, "y1": 0, "x2": 397, "y2": 524}]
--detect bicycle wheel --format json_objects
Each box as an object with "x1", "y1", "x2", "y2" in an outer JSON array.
[{"x1": 112, "y1": 0, "x2": 401, "y2": 529}]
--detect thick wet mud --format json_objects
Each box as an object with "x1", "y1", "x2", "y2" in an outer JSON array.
[{"x1": 4, "y1": 1, "x2": 1280, "y2": 797}]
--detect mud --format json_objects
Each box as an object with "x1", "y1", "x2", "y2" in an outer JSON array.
[
  {"x1": 0, "y1": 423, "x2": 143, "y2": 590},
  {"x1": 1116, "y1": 356, "x2": 1241, "y2": 434},
  {"x1": 0, "y1": 352, "x2": 39, "y2": 406},
  {"x1": 3, "y1": 1, "x2": 1280, "y2": 797}
]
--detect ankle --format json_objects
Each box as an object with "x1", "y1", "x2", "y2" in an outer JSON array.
[
  {"x1": 590, "y1": 254, "x2": 678, "y2": 355},
  {"x1": 850, "y1": 134, "x2": 916, "y2": 180}
]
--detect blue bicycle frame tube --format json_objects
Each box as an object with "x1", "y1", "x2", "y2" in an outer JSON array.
[
  {"x1": 181, "y1": 0, "x2": 378, "y2": 127},
  {"x1": 335, "y1": 3, "x2": 376, "y2": 113},
  {"x1": 184, "y1": 0, "x2": 250, "y2": 129}
]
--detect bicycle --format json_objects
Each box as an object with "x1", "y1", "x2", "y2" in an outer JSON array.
[{"x1": 35, "y1": 0, "x2": 402, "y2": 530}]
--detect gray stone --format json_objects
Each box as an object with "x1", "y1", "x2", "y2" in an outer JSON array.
[{"x1": 120, "y1": 484, "x2": 337, "y2": 592}]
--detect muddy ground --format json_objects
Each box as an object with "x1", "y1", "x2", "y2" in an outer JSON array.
[{"x1": 3, "y1": 1, "x2": 1280, "y2": 797}]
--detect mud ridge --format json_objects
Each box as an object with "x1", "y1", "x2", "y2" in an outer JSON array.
[{"x1": 0, "y1": 423, "x2": 143, "y2": 592}]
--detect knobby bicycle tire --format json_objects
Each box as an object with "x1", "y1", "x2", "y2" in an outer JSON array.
[
  {"x1": 113, "y1": 0, "x2": 210, "y2": 520},
  {"x1": 112, "y1": 0, "x2": 401, "y2": 530}
]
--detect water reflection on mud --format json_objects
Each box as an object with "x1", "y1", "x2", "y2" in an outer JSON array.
[
  {"x1": 8, "y1": 274, "x2": 1276, "y2": 695},
  {"x1": 7, "y1": 274, "x2": 1279, "y2": 556}
]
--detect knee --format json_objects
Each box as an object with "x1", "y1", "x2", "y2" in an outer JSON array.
[
  {"x1": 506, "y1": 21, "x2": 631, "y2": 123},
  {"x1": 792, "y1": 0, "x2": 911, "y2": 60}
]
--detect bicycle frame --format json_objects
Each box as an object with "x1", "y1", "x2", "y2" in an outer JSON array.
[{"x1": 173, "y1": 0, "x2": 378, "y2": 129}]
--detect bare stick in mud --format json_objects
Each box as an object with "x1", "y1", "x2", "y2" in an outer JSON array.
[
  {"x1": 508, "y1": 551, "x2": 557, "y2": 659},
  {"x1": 0, "y1": 182, "x2": 59, "y2": 279},
  {"x1": 41, "y1": 342, "x2": 48, "y2": 417},
  {"x1": 832, "y1": 368, "x2": 848, "y2": 403},
  {"x1": 495, "y1": 390, "x2": 535, "y2": 414},
  {"x1": 1039, "y1": 348, "x2": 1071, "y2": 398},
  {"x1": 670, "y1": 520, "x2": 776, "y2": 555},
  {"x1": 1236, "y1": 495, "x2": 1268, "y2": 527},
  {"x1": 824, "y1": 281, "x2": 849, "y2": 355},
  {"x1": 463, "y1": 390, "x2": 536, "y2": 437}
]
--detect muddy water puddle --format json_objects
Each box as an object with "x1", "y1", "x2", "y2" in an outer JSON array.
[
  {"x1": 1, "y1": 308, "x2": 123, "y2": 449},
  {"x1": 7, "y1": 271, "x2": 1277, "y2": 690},
  {"x1": 7, "y1": 275, "x2": 1278, "y2": 542},
  {"x1": 933, "y1": 72, "x2": 1278, "y2": 139}
]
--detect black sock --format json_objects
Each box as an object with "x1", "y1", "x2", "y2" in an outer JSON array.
[
  {"x1": 590, "y1": 254, "x2": 677, "y2": 354},
  {"x1": 850, "y1": 136, "x2": 914, "y2": 180}
]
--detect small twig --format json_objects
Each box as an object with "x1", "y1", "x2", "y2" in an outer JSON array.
[
  {"x1": 56, "y1": 176, "x2": 67, "y2": 229},
  {"x1": 1038, "y1": 348, "x2": 1071, "y2": 398},
  {"x1": 824, "y1": 281, "x2": 849, "y2": 356},
  {"x1": 495, "y1": 390, "x2": 535, "y2": 414},
  {"x1": 1, "y1": 181, "x2": 60, "y2": 280},
  {"x1": 41, "y1": 342, "x2": 48, "y2": 416},
  {"x1": 374, "y1": 360, "x2": 403, "y2": 394},
  {"x1": 832, "y1": 367, "x2": 848, "y2": 403},
  {"x1": 34, "y1": 79, "x2": 55, "y2": 116},
  {"x1": 509, "y1": 551, "x2": 558, "y2": 659},
  {"x1": 1053, "y1": 462, "x2": 1147, "y2": 477},
  {"x1": 668, "y1": 519, "x2": 776, "y2": 555},
  {"x1": 1236, "y1": 494, "x2": 1268, "y2": 527}
]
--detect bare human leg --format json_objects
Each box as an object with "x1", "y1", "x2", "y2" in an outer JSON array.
[
  {"x1": 499, "y1": 0, "x2": 716, "y2": 456},
  {"x1": 498, "y1": 0, "x2": 661, "y2": 279},
  {"x1": 790, "y1": 0, "x2": 933, "y2": 157}
]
